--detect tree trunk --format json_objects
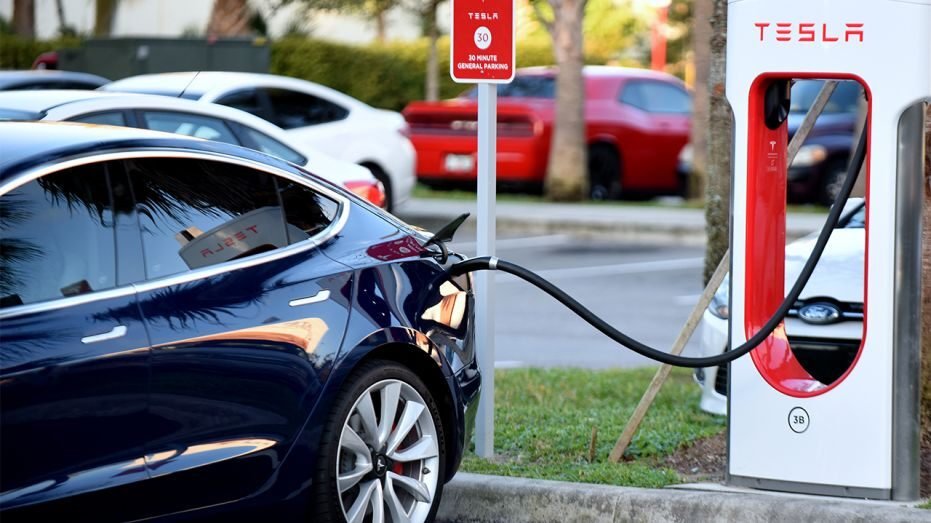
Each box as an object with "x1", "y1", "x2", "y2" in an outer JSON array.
[
  {"x1": 94, "y1": 0, "x2": 118, "y2": 37},
  {"x1": 424, "y1": 0, "x2": 440, "y2": 101},
  {"x1": 206, "y1": 0, "x2": 251, "y2": 37},
  {"x1": 54, "y1": 0, "x2": 67, "y2": 36},
  {"x1": 703, "y1": 0, "x2": 730, "y2": 285},
  {"x1": 543, "y1": 0, "x2": 588, "y2": 201},
  {"x1": 12, "y1": 0, "x2": 35, "y2": 38},
  {"x1": 921, "y1": 103, "x2": 930, "y2": 495},
  {"x1": 688, "y1": 0, "x2": 711, "y2": 201},
  {"x1": 375, "y1": 10, "x2": 388, "y2": 43}
]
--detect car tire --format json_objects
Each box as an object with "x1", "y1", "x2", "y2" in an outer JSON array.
[
  {"x1": 365, "y1": 163, "x2": 394, "y2": 213},
  {"x1": 818, "y1": 158, "x2": 849, "y2": 206},
  {"x1": 587, "y1": 144, "x2": 621, "y2": 200},
  {"x1": 311, "y1": 360, "x2": 446, "y2": 523}
]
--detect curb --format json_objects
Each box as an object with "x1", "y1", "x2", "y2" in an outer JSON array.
[{"x1": 436, "y1": 473, "x2": 930, "y2": 523}]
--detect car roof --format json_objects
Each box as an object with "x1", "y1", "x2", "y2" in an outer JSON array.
[
  {"x1": 0, "y1": 89, "x2": 130, "y2": 113},
  {"x1": 0, "y1": 121, "x2": 297, "y2": 184},
  {"x1": 0, "y1": 70, "x2": 110, "y2": 90},
  {"x1": 103, "y1": 71, "x2": 366, "y2": 109}
]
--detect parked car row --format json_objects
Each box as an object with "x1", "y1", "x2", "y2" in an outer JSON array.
[{"x1": 0, "y1": 70, "x2": 417, "y2": 211}]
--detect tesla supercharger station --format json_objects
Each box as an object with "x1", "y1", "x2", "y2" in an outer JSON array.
[{"x1": 726, "y1": 0, "x2": 930, "y2": 499}]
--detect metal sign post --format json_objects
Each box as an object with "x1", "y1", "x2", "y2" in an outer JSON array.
[{"x1": 450, "y1": 0, "x2": 515, "y2": 458}]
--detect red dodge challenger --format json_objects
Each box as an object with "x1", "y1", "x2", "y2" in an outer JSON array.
[{"x1": 403, "y1": 66, "x2": 692, "y2": 199}]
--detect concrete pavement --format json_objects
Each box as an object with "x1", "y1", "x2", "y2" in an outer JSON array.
[{"x1": 437, "y1": 474, "x2": 930, "y2": 523}]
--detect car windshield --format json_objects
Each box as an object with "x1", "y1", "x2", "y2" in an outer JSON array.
[
  {"x1": 790, "y1": 80, "x2": 863, "y2": 114},
  {"x1": 0, "y1": 108, "x2": 42, "y2": 121},
  {"x1": 463, "y1": 75, "x2": 556, "y2": 99}
]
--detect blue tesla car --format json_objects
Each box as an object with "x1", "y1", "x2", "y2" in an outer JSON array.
[{"x1": 0, "y1": 122, "x2": 480, "y2": 522}]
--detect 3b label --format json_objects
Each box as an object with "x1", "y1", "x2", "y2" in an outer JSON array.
[{"x1": 788, "y1": 407, "x2": 810, "y2": 433}]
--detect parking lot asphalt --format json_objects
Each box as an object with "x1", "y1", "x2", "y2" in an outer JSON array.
[{"x1": 398, "y1": 196, "x2": 931, "y2": 521}]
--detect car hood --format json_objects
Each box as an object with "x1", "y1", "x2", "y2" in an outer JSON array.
[{"x1": 784, "y1": 228, "x2": 863, "y2": 303}]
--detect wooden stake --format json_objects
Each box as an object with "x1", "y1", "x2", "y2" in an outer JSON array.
[{"x1": 608, "y1": 252, "x2": 729, "y2": 463}]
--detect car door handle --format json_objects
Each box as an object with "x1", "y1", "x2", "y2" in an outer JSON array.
[
  {"x1": 81, "y1": 325, "x2": 128, "y2": 344},
  {"x1": 289, "y1": 290, "x2": 330, "y2": 307}
]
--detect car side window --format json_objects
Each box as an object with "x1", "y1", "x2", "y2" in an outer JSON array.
[
  {"x1": 127, "y1": 157, "x2": 286, "y2": 279},
  {"x1": 215, "y1": 89, "x2": 267, "y2": 119},
  {"x1": 0, "y1": 163, "x2": 117, "y2": 308},
  {"x1": 140, "y1": 111, "x2": 240, "y2": 146},
  {"x1": 620, "y1": 81, "x2": 691, "y2": 114},
  {"x1": 237, "y1": 125, "x2": 307, "y2": 165},
  {"x1": 263, "y1": 88, "x2": 349, "y2": 129},
  {"x1": 278, "y1": 179, "x2": 340, "y2": 245},
  {"x1": 70, "y1": 111, "x2": 127, "y2": 127},
  {"x1": 126, "y1": 158, "x2": 338, "y2": 279}
]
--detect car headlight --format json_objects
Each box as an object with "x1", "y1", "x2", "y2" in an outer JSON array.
[
  {"x1": 790, "y1": 144, "x2": 828, "y2": 168},
  {"x1": 708, "y1": 275, "x2": 730, "y2": 320}
]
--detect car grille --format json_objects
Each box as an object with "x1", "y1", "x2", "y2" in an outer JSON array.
[
  {"x1": 714, "y1": 336, "x2": 860, "y2": 396},
  {"x1": 714, "y1": 362, "x2": 728, "y2": 395}
]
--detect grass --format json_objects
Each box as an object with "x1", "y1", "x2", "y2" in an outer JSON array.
[
  {"x1": 920, "y1": 500, "x2": 931, "y2": 510},
  {"x1": 413, "y1": 183, "x2": 829, "y2": 214},
  {"x1": 460, "y1": 367, "x2": 725, "y2": 488}
]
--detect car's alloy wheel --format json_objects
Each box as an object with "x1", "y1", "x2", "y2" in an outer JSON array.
[{"x1": 314, "y1": 361, "x2": 445, "y2": 523}]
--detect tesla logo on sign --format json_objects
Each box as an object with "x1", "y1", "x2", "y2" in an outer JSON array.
[
  {"x1": 450, "y1": 0, "x2": 516, "y2": 83},
  {"x1": 755, "y1": 22, "x2": 864, "y2": 43}
]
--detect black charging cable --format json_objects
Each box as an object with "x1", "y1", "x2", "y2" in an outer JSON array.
[{"x1": 448, "y1": 127, "x2": 868, "y2": 368}]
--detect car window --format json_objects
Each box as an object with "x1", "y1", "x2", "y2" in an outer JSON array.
[
  {"x1": 70, "y1": 112, "x2": 127, "y2": 127},
  {"x1": 215, "y1": 89, "x2": 267, "y2": 119},
  {"x1": 0, "y1": 163, "x2": 116, "y2": 308},
  {"x1": 790, "y1": 80, "x2": 863, "y2": 114},
  {"x1": 463, "y1": 76, "x2": 556, "y2": 99},
  {"x1": 842, "y1": 204, "x2": 866, "y2": 229},
  {"x1": 238, "y1": 126, "x2": 307, "y2": 165},
  {"x1": 278, "y1": 179, "x2": 340, "y2": 244},
  {"x1": 619, "y1": 81, "x2": 691, "y2": 114},
  {"x1": 140, "y1": 111, "x2": 240, "y2": 145},
  {"x1": 126, "y1": 157, "x2": 338, "y2": 279},
  {"x1": 263, "y1": 88, "x2": 349, "y2": 129}
]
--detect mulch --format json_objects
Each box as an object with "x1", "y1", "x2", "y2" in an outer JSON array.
[{"x1": 663, "y1": 431, "x2": 930, "y2": 498}]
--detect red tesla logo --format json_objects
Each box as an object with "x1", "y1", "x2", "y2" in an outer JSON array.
[{"x1": 755, "y1": 22, "x2": 864, "y2": 43}]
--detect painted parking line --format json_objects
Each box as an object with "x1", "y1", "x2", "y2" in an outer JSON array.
[{"x1": 496, "y1": 257, "x2": 704, "y2": 283}]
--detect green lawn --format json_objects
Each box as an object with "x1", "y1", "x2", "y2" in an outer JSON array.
[{"x1": 460, "y1": 367, "x2": 725, "y2": 488}]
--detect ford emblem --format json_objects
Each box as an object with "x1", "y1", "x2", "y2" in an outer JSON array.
[{"x1": 798, "y1": 302, "x2": 842, "y2": 325}]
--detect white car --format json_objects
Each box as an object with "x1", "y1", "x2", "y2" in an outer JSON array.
[
  {"x1": 102, "y1": 72, "x2": 416, "y2": 211},
  {"x1": 0, "y1": 90, "x2": 386, "y2": 208},
  {"x1": 695, "y1": 200, "x2": 866, "y2": 415}
]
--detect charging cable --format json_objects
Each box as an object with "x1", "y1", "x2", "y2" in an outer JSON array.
[{"x1": 447, "y1": 127, "x2": 868, "y2": 368}]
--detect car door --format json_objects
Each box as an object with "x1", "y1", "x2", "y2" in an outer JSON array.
[
  {"x1": 617, "y1": 80, "x2": 691, "y2": 190},
  {"x1": 0, "y1": 160, "x2": 151, "y2": 520},
  {"x1": 123, "y1": 155, "x2": 353, "y2": 514}
]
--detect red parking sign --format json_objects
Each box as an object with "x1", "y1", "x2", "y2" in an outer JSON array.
[{"x1": 450, "y1": 0, "x2": 515, "y2": 83}]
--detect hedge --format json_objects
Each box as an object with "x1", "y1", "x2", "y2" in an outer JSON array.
[{"x1": 1, "y1": 35, "x2": 612, "y2": 111}]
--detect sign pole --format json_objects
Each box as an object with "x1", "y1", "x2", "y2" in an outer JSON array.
[
  {"x1": 450, "y1": 0, "x2": 514, "y2": 459},
  {"x1": 474, "y1": 82, "x2": 497, "y2": 458}
]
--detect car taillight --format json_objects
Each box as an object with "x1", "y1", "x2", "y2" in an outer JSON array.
[{"x1": 345, "y1": 180, "x2": 387, "y2": 208}]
